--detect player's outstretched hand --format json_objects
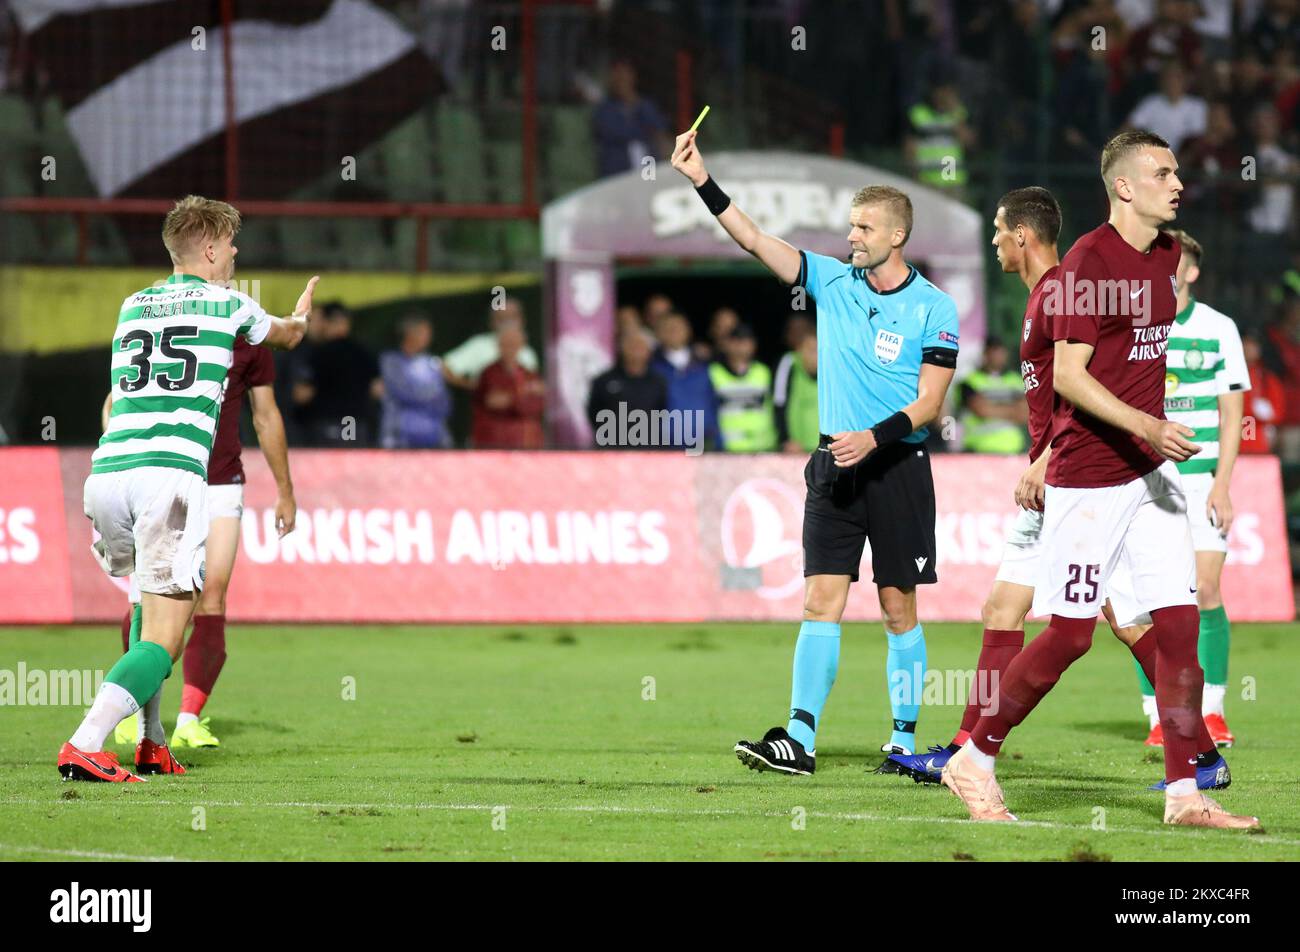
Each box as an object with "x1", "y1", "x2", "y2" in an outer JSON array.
[
  {"x1": 1144, "y1": 418, "x2": 1200, "y2": 462},
  {"x1": 293, "y1": 275, "x2": 321, "y2": 318},
  {"x1": 829, "y1": 429, "x2": 877, "y2": 468},
  {"x1": 671, "y1": 130, "x2": 708, "y2": 187}
]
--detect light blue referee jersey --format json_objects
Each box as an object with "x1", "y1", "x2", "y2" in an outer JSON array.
[{"x1": 797, "y1": 250, "x2": 960, "y2": 441}]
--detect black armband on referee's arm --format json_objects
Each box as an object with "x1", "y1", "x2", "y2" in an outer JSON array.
[
  {"x1": 871, "y1": 410, "x2": 913, "y2": 447},
  {"x1": 921, "y1": 346, "x2": 957, "y2": 369},
  {"x1": 694, "y1": 176, "x2": 732, "y2": 216}
]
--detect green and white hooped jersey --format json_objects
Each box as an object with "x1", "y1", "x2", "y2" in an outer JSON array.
[
  {"x1": 91, "y1": 273, "x2": 272, "y2": 479},
  {"x1": 1163, "y1": 298, "x2": 1250, "y2": 477}
]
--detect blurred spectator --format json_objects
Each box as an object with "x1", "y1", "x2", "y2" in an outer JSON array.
[
  {"x1": 696, "y1": 306, "x2": 740, "y2": 363},
  {"x1": 296, "y1": 303, "x2": 382, "y2": 447},
  {"x1": 1248, "y1": 0, "x2": 1300, "y2": 61},
  {"x1": 1118, "y1": 0, "x2": 1203, "y2": 111},
  {"x1": 710, "y1": 324, "x2": 778, "y2": 453},
  {"x1": 444, "y1": 297, "x2": 539, "y2": 389},
  {"x1": 1053, "y1": 24, "x2": 1115, "y2": 162},
  {"x1": 959, "y1": 338, "x2": 1029, "y2": 454},
  {"x1": 779, "y1": 312, "x2": 814, "y2": 357},
  {"x1": 1266, "y1": 296, "x2": 1300, "y2": 460},
  {"x1": 1245, "y1": 104, "x2": 1297, "y2": 234},
  {"x1": 1180, "y1": 101, "x2": 1241, "y2": 205},
  {"x1": 905, "y1": 75, "x2": 975, "y2": 190},
  {"x1": 1241, "y1": 330, "x2": 1286, "y2": 454},
  {"x1": 592, "y1": 59, "x2": 670, "y2": 178},
  {"x1": 1227, "y1": 46, "x2": 1273, "y2": 124},
  {"x1": 642, "y1": 293, "x2": 674, "y2": 333},
  {"x1": 379, "y1": 314, "x2": 453, "y2": 449},
  {"x1": 1127, "y1": 61, "x2": 1207, "y2": 152},
  {"x1": 773, "y1": 313, "x2": 815, "y2": 448},
  {"x1": 649, "y1": 312, "x2": 720, "y2": 449},
  {"x1": 1114, "y1": 0, "x2": 1157, "y2": 29},
  {"x1": 1274, "y1": 249, "x2": 1300, "y2": 303},
  {"x1": 471, "y1": 323, "x2": 545, "y2": 449},
  {"x1": 275, "y1": 301, "x2": 328, "y2": 445},
  {"x1": 776, "y1": 331, "x2": 819, "y2": 454},
  {"x1": 1191, "y1": 0, "x2": 1235, "y2": 60},
  {"x1": 616, "y1": 304, "x2": 645, "y2": 336},
  {"x1": 587, "y1": 328, "x2": 668, "y2": 447},
  {"x1": 1275, "y1": 46, "x2": 1300, "y2": 132}
]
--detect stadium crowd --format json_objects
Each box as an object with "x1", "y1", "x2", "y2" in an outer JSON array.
[
  {"x1": 276, "y1": 285, "x2": 1300, "y2": 459},
  {"x1": 243, "y1": 0, "x2": 1300, "y2": 457}
]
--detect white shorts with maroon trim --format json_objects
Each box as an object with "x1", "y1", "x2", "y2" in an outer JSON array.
[
  {"x1": 1032, "y1": 461, "x2": 1196, "y2": 625},
  {"x1": 208, "y1": 483, "x2": 245, "y2": 520},
  {"x1": 994, "y1": 507, "x2": 1141, "y2": 618}
]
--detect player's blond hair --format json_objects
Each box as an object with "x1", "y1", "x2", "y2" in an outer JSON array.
[
  {"x1": 162, "y1": 195, "x2": 241, "y2": 263},
  {"x1": 1099, "y1": 130, "x2": 1170, "y2": 198},
  {"x1": 1163, "y1": 228, "x2": 1203, "y2": 265},
  {"x1": 851, "y1": 185, "x2": 913, "y2": 244}
]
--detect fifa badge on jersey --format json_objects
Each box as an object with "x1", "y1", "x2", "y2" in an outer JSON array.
[
  {"x1": 1023, "y1": 318, "x2": 1032, "y2": 342},
  {"x1": 1184, "y1": 345, "x2": 1204, "y2": 371},
  {"x1": 875, "y1": 328, "x2": 904, "y2": 365}
]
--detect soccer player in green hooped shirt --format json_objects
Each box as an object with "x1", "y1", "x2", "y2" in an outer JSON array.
[
  {"x1": 1115, "y1": 228, "x2": 1248, "y2": 749},
  {"x1": 60, "y1": 196, "x2": 318, "y2": 782}
]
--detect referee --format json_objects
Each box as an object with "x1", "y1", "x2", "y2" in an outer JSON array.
[{"x1": 669, "y1": 129, "x2": 961, "y2": 775}]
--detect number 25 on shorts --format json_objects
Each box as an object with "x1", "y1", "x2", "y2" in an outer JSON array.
[{"x1": 1064, "y1": 563, "x2": 1100, "y2": 604}]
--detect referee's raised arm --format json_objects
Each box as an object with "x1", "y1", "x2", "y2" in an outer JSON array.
[{"x1": 670, "y1": 130, "x2": 802, "y2": 286}]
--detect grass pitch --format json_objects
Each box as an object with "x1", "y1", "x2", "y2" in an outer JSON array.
[{"x1": 1, "y1": 621, "x2": 1297, "y2": 861}]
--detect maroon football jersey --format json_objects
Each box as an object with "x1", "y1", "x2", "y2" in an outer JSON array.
[
  {"x1": 1046, "y1": 223, "x2": 1181, "y2": 488},
  {"x1": 1021, "y1": 264, "x2": 1059, "y2": 463},
  {"x1": 207, "y1": 337, "x2": 275, "y2": 485}
]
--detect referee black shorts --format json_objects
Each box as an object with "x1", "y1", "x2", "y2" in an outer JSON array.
[{"x1": 802, "y1": 434, "x2": 938, "y2": 588}]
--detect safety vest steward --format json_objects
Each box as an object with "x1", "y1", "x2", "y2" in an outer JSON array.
[
  {"x1": 960, "y1": 369, "x2": 1027, "y2": 454},
  {"x1": 710, "y1": 361, "x2": 778, "y2": 452}
]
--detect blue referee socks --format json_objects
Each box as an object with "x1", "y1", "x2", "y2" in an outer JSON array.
[
  {"x1": 886, "y1": 624, "x2": 926, "y2": 752},
  {"x1": 786, "y1": 621, "x2": 840, "y2": 753}
]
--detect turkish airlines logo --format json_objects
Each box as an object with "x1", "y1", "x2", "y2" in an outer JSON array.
[{"x1": 719, "y1": 479, "x2": 804, "y2": 599}]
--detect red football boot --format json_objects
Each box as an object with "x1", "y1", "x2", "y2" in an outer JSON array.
[
  {"x1": 135, "y1": 739, "x2": 186, "y2": 775},
  {"x1": 57, "y1": 743, "x2": 145, "y2": 782},
  {"x1": 1204, "y1": 713, "x2": 1235, "y2": 748},
  {"x1": 1143, "y1": 722, "x2": 1164, "y2": 747}
]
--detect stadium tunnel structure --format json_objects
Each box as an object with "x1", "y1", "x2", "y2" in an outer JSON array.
[{"x1": 541, "y1": 151, "x2": 986, "y2": 448}]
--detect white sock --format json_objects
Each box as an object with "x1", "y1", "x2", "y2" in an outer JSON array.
[
  {"x1": 1141, "y1": 694, "x2": 1159, "y2": 729},
  {"x1": 1202, "y1": 683, "x2": 1226, "y2": 717},
  {"x1": 1166, "y1": 778, "x2": 1197, "y2": 798},
  {"x1": 142, "y1": 689, "x2": 166, "y2": 745},
  {"x1": 963, "y1": 739, "x2": 997, "y2": 773},
  {"x1": 176, "y1": 712, "x2": 198, "y2": 729},
  {"x1": 69, "y1": 683, "x2": 139, "y2": 753}
]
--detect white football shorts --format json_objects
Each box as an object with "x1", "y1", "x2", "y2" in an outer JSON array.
[
  {"x1": 1032, "y1": 461, "x2": 1196, "y2": 626},
  {"x1": 84, "y1": 467, "x2": 208, "y2": 596},
  {"x1": 1181, "y1": 471, "x2": 1229, "y2": 554},
  {"x1": 207, "y1": 482, "x2": 245, "y2": 520}
]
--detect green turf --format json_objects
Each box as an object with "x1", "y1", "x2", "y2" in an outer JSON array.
[{"x1": 1, "y1": 622, "x2": 1297, "y2": 861}]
